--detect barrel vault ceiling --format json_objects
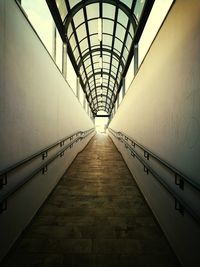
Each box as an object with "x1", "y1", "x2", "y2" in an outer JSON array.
[{"x1": 46, "y1": 0, "x2": 154, "y2": 116}]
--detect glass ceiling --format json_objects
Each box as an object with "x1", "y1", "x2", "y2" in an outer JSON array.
[{"x1": 46, "y1": 0, "x2": 153, "y2": 116}]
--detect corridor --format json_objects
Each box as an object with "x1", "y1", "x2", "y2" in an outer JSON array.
[{"x1": 3, "y1": 134, "x2": 179, "y2": 267}]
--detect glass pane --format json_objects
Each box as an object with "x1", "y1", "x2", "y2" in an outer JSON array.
[
  {"x1": 129, "y1": 25, "x2": 134, "y2": 38},
  {"x1": 112, "y1": 58, "x2": 119, "y2": 69},
  {"x1": 111, "y1": 69, "x2": 117, "y2": 77},
  {"x1": 92, "y1": 91, "x2": 96, "y2": 97},
  {"x1": 79, "y1": 38, "x2": 88, "y2": 52},
  {"x1": 118, "y1": 9, "x2": 128, "y2": 27},
  {"x1": 73, "y1": 9, "x2": 84, "y2": 28},
  {"x1": 90, "y1": 34, "x2": 99, "y2": 47},
  {"x1": 86, "y1": 65, "x2": 92, "y2": 74},
  {"x1": 88, "y1": 19, "x2": 98, "y2": 35},
  {"x1": 68, "y1": 23, "x2": 73, "y2": 37},
  {"x1": 80, "y1": 65, "x2": 84, "y2": 75},
  {"x1": 123, "y1": 48, "x2": 129, "y2": 60},
  {"x1": 55, "y1": 0, "x2": 67, "y2": 21},
  {"x1": 134, "y1": 0, "x2": 146, "y2": 21},
  {"x1": 82, "y1": 72, "x2": 86, "y2": 81},
  {"x1": 80, "y1": 44, "x2": 89, "y2": 56},
  {"x1": 84, "y1": 58, "x2": 92, "y2": 68},
  {"x1": 69, "y1": 34, "x2": 76, "y2": 50},
  {"x1": 86, "y1": 3, "x2": 99, "y2": 19},
  {"x1": 118, "y1": 64, "x2": 123, "y2": 72},
  {"x1": 126, "y1": 34, "x2": 132, "y2": 49},
  {"x1": 74, "y1": 47, "x2": 79, "y2": 60},
  {"x1": 109, "y1": 79, "x2": 115, "y2": 87},
  {"x1": 114, "y1": 38, "x2": 123, "y2": 52},
  {"x1": 102, "y1": 56, "x2": 109, "y2": 65},
  {"x1": 93, "y1": 62, "x2": 99, "y2": 69},
  {"x1": 87, "y1": 70, "x2": 93, "y2": 77},
  {"x1": 113, "y1": 47, "x2": 121, "y2": 55},
  {"x1": 103, "y1": 62, "x2": 109, "y2": 69},
  {"x1": 102, "y1": 34, "x2": 112, "y2": 47},
  {"x1": 116, "y1": 23, "x2": 126, "y2": 40},
  {"x1": 103, "y1": 3, "x2": 115, "y2": 20},
  {"x1": 107, "y1": 91, "x2": 112, "y2": 97},
  {"x1": 92, "y1": 55, "x2": 100, "y2": 64},
  {"x1": 111, "y1": 95, "x2": 115, "y2": 102},
  {"x1": 89, "y1": 81, "x2": 95, "y2": 88},
  {"x1": 103, "y1": 19, "x2": 114, "y2": 34},
  {"x1": 76, "y1": 24, "x2": 87, "y2": 42}
]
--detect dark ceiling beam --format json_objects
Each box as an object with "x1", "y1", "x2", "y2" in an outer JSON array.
[
  {"x1": 46, "y1": 0, "x2": 66, "y2": 42},
  {"x1": 95, "y1": 115, "x2": 110, "y2": 117}
]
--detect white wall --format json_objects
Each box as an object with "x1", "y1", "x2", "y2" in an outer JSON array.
[
  {"x1": 109, "y1": 1, "x2": 200, "y2": 266},
  {"x1": 0, "y1": 0, "x2": 94, "y2": 261},
  {"x1": 0, "y1": 0, "x2": 93, "y2": 170}
]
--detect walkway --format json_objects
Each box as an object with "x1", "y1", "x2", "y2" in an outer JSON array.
[{"x1": 3, "y1": 134, "x2": 180, "y2": 267}]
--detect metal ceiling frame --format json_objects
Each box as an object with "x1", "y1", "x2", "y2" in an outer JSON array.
[
  {"x1": 78, "y1": 47, "x2": 125, "y2": 69},
  {"x1": 64, "y1": 0, "x2": 137, "y2": 34},
  {"x1": 46, "y1": 0, "x2": 155, "y2": 116}
]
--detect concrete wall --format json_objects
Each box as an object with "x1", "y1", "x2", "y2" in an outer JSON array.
[
  {"x1": 109, "y1": 1, "x2": 200, "y2": 266},
  {"x1": 0, "y1": 0, "x2": 94, "y2": 261}
]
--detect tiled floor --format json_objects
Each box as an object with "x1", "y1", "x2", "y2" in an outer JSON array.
[{"x1": 2, "y1": 133, "x2": 180, "y2": 266}]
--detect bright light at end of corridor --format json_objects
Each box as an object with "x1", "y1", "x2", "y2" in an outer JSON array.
[{"x1": 95, "y1": 113, "x2": 108, "y2": 134}]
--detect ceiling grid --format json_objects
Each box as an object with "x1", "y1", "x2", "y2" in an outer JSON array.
[{"x1": 46, "y1": 0, "x2": 155, "y2": 116}]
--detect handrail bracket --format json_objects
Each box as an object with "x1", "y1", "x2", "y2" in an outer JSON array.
[
  {"x1": 144, "y1": 151, "x2": 149, "y2": 160},
  {"x1": 175, "y1": 173, "x2": 184, "y2": 190},
  {"x1": 42, "y1": 151, "x2": 48, "y2": 160},
  {"x1": 42, "y1": 165, "x2": 48, "y2": 174},
  {"x1": 0, "y1": 174, "x2": 7, "y2": 190}
]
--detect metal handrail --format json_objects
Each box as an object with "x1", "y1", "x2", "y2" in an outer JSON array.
[
  {"x1": 0, "y1": 128, "x2": 94, "y2": 213},
  {"x1": 109, "y1": 128, "x2": 200, "y2": 224},
  {"x1": 0, "y1": 128, "x2": 93, "y2": 178},
  {"x1": 0, "y1": 132, "x2": 78, "y2": 178},
  {"x1": 109, "y1": 128, "x2": 200, "y2": 192}
]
